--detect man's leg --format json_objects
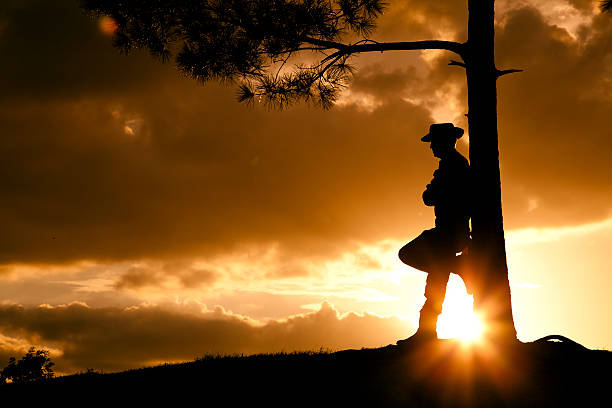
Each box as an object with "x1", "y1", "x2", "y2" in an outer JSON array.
[
  {"x1": 398, "y1": 229, "x2": 437, "y2": 273},
  {"x1": 417, "y1": 268, "x2": 451, "y2": 337},
  {"x1": 397, "y1": 229, "x2": 452, "y2": 345}
]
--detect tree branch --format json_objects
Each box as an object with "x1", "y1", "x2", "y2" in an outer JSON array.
[
  {"x1": 496, "y1": 68, "x2": 523, "y2": 78},
  {"x1": 302, "y1": 36, "x2": 348, "y2": 50},
  {"x1": 449, "y1": 60, "x2": 467, "y2": 69},
  {"x1": 302, "y1": 37, "x2": 465, "y2": 59}
]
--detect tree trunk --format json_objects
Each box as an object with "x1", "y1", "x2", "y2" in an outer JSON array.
[{"x1": 465, "y1": 0, "x2": 517, "y2": 341}]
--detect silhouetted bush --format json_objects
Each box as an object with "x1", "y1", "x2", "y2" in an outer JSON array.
[{"x1": 0, "y1": 347, "x2": 55, "y2": 384}]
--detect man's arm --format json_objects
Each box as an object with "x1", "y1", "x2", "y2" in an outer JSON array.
[
  {"x1": 422, "y1": 184, "x2": 436, "y2": 206},
  {"x1": 422, "y1": 169, "x2": 441, "y2": 206}
]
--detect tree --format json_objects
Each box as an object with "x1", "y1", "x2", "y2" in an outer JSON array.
[
  {"x1": 602, "y1": 1, "x2": 612, "y2": 13},
  {"x1": 0, "y1": 348, "x2": 55, "y2": 384},
  {"x1": 81, "y1": 0, "x2": 519, "y2": 342}
]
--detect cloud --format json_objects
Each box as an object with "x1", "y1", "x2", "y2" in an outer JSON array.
[
  {"x1": 0, "y1": 333, "x2": 34, "y2": 369},
  {"x1": 0, "y1": 0, "x2": 171, "y2": 101},
  {"x1": 0, "y1": 301, "x2": 409, "y2": 373},
  {"x1": 495, "y1": 6, "x2": 612, "y2": 227},
  {"x1": 507, "y1": 216, "x2": 612, "y2": 245},
  {"x1": 114, "y1": 266, "x2": 167, "y2": 290},
  {"x1": 565, "y1": 0, "x2": 597, "y2": 12},
  {"x1": 0, "y1": 0, "x2": 610, "y2": 268},
  {"x1": 374, "y1": 0, "x2": 467, "y2": 41},
  {"x1": 0, "y1": 71, "x2": 434, "y2": 264},
  {"x1": 114, "y1": 262, "x2": 219, "y2": 290}
]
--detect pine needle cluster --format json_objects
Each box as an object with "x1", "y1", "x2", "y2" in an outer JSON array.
[{"x1": 81, "y1": 0, "x2": 387, "y2": 109}]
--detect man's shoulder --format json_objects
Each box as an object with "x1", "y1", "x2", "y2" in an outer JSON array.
[
  {"x1": 453, "y1": 150, "x2": 469, "y2": 166},
  {"x1": 441, "y1": 150, "x2": 469, "y2": 169}
]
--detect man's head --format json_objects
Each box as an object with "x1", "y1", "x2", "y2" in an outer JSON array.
[{"x1": 421, "y1": 123, "x2": 464, "y2": 158}]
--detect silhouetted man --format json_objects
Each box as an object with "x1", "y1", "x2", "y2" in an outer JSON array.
[{"x1": 397, "y1": 123, "x2": 471, "y2": 345}]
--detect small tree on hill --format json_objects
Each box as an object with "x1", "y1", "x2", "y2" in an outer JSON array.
[{"x1": 0, "y1": 348, "x2": 55, "y2": 384}]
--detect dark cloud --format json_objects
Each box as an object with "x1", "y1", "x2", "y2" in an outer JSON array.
[
  {"x1": 0, "y1": 336, "x2": 30, "y2": 370},
  {"x1": 0, "y1": 0, "x2": 171, "y2": 101},
  {"x1": 375, "y1": 0, "x2": 467, "y2": 41},
  {"x1": 0, "y1": 0, "x2": 610, "y2": 269},
  {"x1": 114, "y1": 262, "x2": 218, "y2": 290},
  {"x1": 176, "y1": 268, "x2": 218, "y2": 288},
  {"x1": 349, "y1": 65, "x2": 419, "y2": 100},
  {"x1": 0, "y1": 84, "x2": 433, "y2": 264},
  {"x1": 496, "y1": 7, "x2": 612, "y2": 227},
  {"x1": 114, "y1": 266, "x2": 167, "y2": 290},
  {"x1": 566, "y1": 0, "x2": 595, "y2": 11},
  {"x1": 0, "y1": 302, "x2": 409, "y2": 373}
]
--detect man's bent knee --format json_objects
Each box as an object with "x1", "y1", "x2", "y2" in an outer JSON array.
[
  {"x1": 398, "y1": 244, "x2": 427, "y2": 271},
  {"x1": 398, "y1": 245, "x2": 412, "y2": 265}
]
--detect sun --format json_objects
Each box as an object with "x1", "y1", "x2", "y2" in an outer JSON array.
[{"x1": 436, "y1": 274, "x2": 485, "y2": 343}]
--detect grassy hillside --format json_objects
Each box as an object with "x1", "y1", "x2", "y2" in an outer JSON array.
[{"x1": 2, "y1": 338, "x2": 610, "y2": 407}]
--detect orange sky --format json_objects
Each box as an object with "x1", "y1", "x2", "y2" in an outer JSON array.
[{"x1": 0, "y1": 0, "x2": 610, "y2": 373}]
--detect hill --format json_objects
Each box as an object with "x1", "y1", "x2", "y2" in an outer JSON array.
[{"x1": 2, "y1": 337, "x2": 610, "y2": 407}]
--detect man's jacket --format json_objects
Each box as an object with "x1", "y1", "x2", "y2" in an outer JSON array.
[{"x1": 422, "y1": 149, "x2": 471, "y2": 234}]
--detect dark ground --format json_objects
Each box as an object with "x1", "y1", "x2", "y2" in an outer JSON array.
[{"x1": 2, "y1": 337, "x2": 610, "y2": 407}]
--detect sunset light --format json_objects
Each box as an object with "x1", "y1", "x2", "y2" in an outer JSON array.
[
  {"x1": 98, "y1": 16, "x2": 118, "y2": 36},
  {"x1": 0, "y1": 0, "x2": 610, "y2": 382},
  {"x1": 436, "y1": 275, "x2": 485, "y2": 343}
]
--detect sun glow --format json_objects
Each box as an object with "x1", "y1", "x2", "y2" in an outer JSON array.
[
  {"x1": 436, "y1": 274, "x2": 485, "y2": 343},
  {"x1": 98, "y1": 16, "x2": 118, "y2": 36}
]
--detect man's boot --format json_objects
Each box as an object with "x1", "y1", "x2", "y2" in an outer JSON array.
[{"x1": 397, "y1": 303, "x2": 439, "y2": 348}]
